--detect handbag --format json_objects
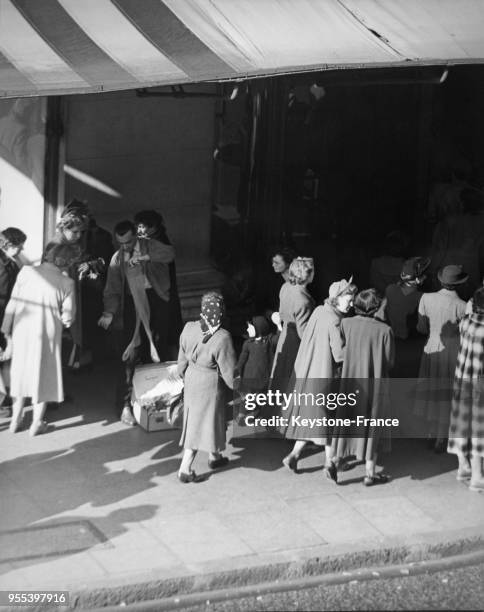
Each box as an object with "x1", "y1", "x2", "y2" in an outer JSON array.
[{"x1": 167, "y1": 390, "x2": 184, "y2": 428}]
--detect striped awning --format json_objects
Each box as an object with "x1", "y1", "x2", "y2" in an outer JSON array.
[{"x1": 1, "y1": 0, "x2": 484, "y2": 98}]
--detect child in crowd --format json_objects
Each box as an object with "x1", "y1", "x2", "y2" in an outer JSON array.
[{"x1": 234, "y1": 315, "x2": 277, "y2": 424}]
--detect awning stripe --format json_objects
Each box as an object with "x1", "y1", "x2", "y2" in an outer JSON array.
[
  {"x1": 1, "y1": 0, "x2": 484, "y2": 99},
  {"x1": 58, "y1": 0, "x2": 186, "y2": 82},
  {"x1": 0, "y1": 49, "x2": 35, "y2": 95},
  {"x1": 162, "y1": 0, "x2": 256, "y2": 72},
  {"x1": 12, "y1": 0, "x2": 135, "y2": 87},
  {"x1": 342, "y1": 0, "x2": 484, "y2": 61},
  {"x1": 0, "y1": 0, "x2": 87, "y2": 89},
  {"x1": 112, "y1": 0, "x2": 234, "y2": 79}
]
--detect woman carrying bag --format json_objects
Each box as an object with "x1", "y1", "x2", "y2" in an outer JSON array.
[{"x1": 177, "y1": 292, "x2": 236, "y2": 482}]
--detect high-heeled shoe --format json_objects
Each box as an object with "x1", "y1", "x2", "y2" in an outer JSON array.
[
  {"x1": 208, "y1": 456, "x2": 229, "y2": 470},
  {"x1": 29, "y1": 420, "x2": 48, "y2": 437},
  {"x1": 456, "y1": 466, "x2": 472, "y2": 481},
  {"x1": 324, "y1": 462, "x2": 338, "y2": 484},
  {"x1": 363, "y1": 473, "x2": 389, "y2": 487},
  {"x1": 282, "y1": 455, "x2": 298, "y2": 472},
  {"x1": 177, "y1": 471, "x2": 197, "y2": 483}
]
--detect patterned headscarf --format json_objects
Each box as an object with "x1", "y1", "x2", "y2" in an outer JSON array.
[{"x1": 200, "y1": 292, "x2": 224, "y2": 343}]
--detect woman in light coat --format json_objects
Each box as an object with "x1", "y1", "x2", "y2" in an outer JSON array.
[
  {"x1": 415, "y1": 265, "x2": 468, "y2": 452},
  {"x1": 280, "y1": 278, "x2": 357, "y2": 482},
  {"x1": 2, "y1": 243, "x2": 77, "y2": 435},
  {"x1": 177, "y1": 292, "x2": 236, "y2": 482}
]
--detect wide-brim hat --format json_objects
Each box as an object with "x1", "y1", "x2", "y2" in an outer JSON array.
[
  {"x1": 438, "y1": 265, "x2": 468, "y2": 285},
  {"x1": 400, "y1": 256, "x2": 431, "y2": 281}
]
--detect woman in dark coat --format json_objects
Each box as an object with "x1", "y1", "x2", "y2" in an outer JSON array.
[
  {"x1": 332, "y1": 289, "x2": 395, "y2": 486},
  {"x1": 0, "y1": 228, "x2": 26, "y2": 415},
  {"x1": 447, "y1": 287, "x2": 484, "y2": 491},
  {"x1": 177, "y1": 292, "x2": 236, "y2": 482},
  {"x1": 280, "y1": 278, "x2": 357, "y2": 482},
  {"x1": 44, "y1": 204, "x2": 105, "y2": 367},
  {"x1": 0, "y1": 228, "x2": 26, "y2": 325},
  {"x1": 135, "y1": 210, "x2": 183, "y2": 360},
  {"x1": 270, "y1": 257, "x2": 315, "y2": 398}
]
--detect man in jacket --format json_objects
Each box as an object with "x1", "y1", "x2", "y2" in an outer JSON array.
[{"x1": 98, "y1": 220, "x2": 175, "y2": 425}]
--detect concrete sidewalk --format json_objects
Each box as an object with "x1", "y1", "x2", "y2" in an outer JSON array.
[{"x1": 0, "y1": 364, "x2": 483, "y2": 604}]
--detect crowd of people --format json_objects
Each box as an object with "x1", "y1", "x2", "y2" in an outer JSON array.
[
  {"x1": 0, "y1": 201, "x2": 483, "y2": 493},
  {"x1": 174, "y1": 248, "x2": 483, "y2": 491}
]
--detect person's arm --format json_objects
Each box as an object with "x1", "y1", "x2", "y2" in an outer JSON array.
[
  {"x1": 416, "y1": 295, "x2": 429, "y2": 335},
  {"x1": 294, "y1": 297, "x2": 313, "y2": 339},
  {"x1": 329, "y1": 319, "x2": 344, "y2": 364},
  {"x1": 235, "y1": 341, "x2": 249, "y2": 378},
  {"x1": 61, "y1": 278, "x2": 76, "y2": 328},
  {"x1": 0, "y1": 270, "x2": 22, "y2": 337},
  {"x1": 385, "y1": 327, "x2": 395, "y2": 370},
  {"x1": 177, "y1": 326, "x2": 189, "y2": 378},
  {"x1": 0, "y1": 262, "x2": 10, "y2": 323},
  {"x1": 99, "y1": 253, "x2": 122, "y2": 329},
  {"x1": 216, "y1": 333, "x2": 237, "y2": 390},
  {"x1": 145, "y1": 239, "x2": 175, "y2": 264}
]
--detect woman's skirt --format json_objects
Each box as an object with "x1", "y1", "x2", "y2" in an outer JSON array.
[
  {"x1": 270, "y1": 323, "x2": 300, "y2": 395},
  {"x1": 447, "y1": 377, "x2": 484, "y2": 458}
]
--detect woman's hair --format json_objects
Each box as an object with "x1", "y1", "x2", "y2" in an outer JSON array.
[
  {"x1": 57, "y1": 211, "x2": 86, "y2": 232},
  {"x1": 273, "y1": 247, "x2": 297, "y2": 267},
  {"x1": 440, "y1": 282, "x2": 459, "y2": 291},
  {"x1": 0, "y1": 227, "x2": 26, "y2": 249},
  {"x1": 134, "y1": 210, "x2": 165, "y2": 230},
  {"x1": 472, "y1": 287, "x2": 484, "y2": 314},
  {"x1": 354, "y1": 288, "x2": 383, "y2": 317},
  {"x1": 288, "y1": 257, "x2": 314, "y2": 285},
  {"x1": 43, "y1": 242, "x2": 81, "y2": 268}
]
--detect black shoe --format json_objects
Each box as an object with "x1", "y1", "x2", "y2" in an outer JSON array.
[
  {"x1": 363, "y1": 473, "x2": 389, "y2": 487},
  {"x1": 177, "y1": 471, "x2": 197, "y2": 483},
  {"x1": 324, "y1": 462, "x2": 338, "y2": 484},
  {"x1": 208, "y1": 456, "x2": 229, "y2": 470}
]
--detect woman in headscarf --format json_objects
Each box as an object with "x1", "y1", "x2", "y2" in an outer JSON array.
[
  {"x1": 280, "y1": 277, "x2": 357, "y2": 482},
  {"x1": 415, "y1": 265, "x2": 468, "y2": 452},
  {"x1": 332, "y1": 289, "x2": 395, "y2": 486},
  {"x1": 2, "y1": 243, "x2": 77, "y2": 435},
  {"x1": 447, "y1": 287, "x2": 484, "y2": 491},
  {"x1": 270, "y1": 258, "x2": 315, "y2": 398},
  {"x1": 177, "y1": 292, "x2": 236, "y2": 482},
  {"x1": 45, "y1": 201, "x2": 107, "y2": 368}
]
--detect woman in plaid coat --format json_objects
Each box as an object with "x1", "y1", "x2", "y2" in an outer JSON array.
[{"x1": 448, "y1": 287, "x2": 484, "y2": 491}]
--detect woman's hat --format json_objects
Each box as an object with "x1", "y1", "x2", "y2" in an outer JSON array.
[
  {"x1": 400, "y1": 257, "x2": 431, "y2": 281},
  {"x1": 328, "y1": 276, "x2": 354, "y2": 299},
  {"x1": 438, "y1": 265, "x2": 469, "y2": 285}
]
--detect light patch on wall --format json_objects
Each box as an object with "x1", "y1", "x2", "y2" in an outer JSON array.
[{"x1": 63, "y1": 164, "x2": 121, "y2": 198}]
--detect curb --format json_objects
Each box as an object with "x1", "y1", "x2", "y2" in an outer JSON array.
[
  {"x1": 66, "y1": 535, "x2": 484, "y2": 610},
  {"x1": 89, "y1": 546, "x2": 484, "y2": 612}
]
